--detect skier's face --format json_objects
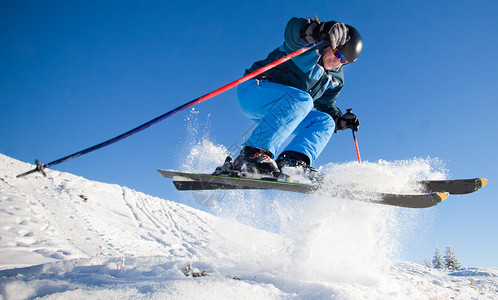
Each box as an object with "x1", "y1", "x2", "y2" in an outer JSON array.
[{"x1": 323, "y1": 47, "x2": 345, "y2": 70}]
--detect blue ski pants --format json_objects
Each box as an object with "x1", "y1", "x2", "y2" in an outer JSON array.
[{"x1": 237, "y1": 79, "x2": 335, "y2": 164}]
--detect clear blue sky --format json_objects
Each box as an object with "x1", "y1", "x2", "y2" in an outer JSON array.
[{"x1": 2, "y1": 0, "x2": 497, "y2": 267}]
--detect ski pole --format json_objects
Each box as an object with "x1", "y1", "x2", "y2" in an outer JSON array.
[
  {"x1": 352, "y1": 129, "x2": 361, "y2": 163},
  {"x1": 344, "y1": 108, "x2": 361, "y2": 163},
  {"x1": 17, "y1": 38, "x2": 327, "y2": 178}
]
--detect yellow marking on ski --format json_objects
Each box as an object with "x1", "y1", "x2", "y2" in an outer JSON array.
[
  {"x1": 480, "y1": 178, "x2": 488, "y2": 188},
  {"x1": 438, "y1": 192, "x2": 449, "y2": 202}
]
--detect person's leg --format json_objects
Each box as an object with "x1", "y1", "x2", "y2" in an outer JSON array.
[
  {"x1": 237, "y1": 79, "x2": 314, "y2": 157},
  {"x1": 281, "y1": 110, "x2": 335, "y2": 165}
]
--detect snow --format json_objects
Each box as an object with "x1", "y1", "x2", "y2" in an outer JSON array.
[{"x1": 1, "y1": 152, "x2": 497, "y2": 299}]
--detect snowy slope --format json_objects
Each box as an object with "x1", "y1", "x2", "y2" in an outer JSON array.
[{"x1": 0, "y1": 153, "x2": 497, "y2": 299}]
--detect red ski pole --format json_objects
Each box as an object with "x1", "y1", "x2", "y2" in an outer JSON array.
[
  {"x1": 18, "y1": 38, "x2": 327, "y2": 178},
  {"x1": 352, "y1": 129, "x2": 361, "y2": 163}
]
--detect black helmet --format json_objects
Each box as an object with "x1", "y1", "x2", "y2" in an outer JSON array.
[{"x1": 337, "y1": 24, "x2": 363, "y2": 63}]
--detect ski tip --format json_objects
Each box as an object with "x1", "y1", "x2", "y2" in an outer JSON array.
[
  {"x1": 480, "y1": 178, "x2": 488, "y2": 188},
  {"x1": 437, "y1": 192, "x2": 450, "y2": 202}
]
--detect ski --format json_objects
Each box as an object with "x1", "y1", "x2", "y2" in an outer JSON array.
[
  {"x1": 417, "y1": 178, "x2": 488, "y2": 195},
  {"x1": 157, "y1": 170, "x2": 449, "y2": 209}
]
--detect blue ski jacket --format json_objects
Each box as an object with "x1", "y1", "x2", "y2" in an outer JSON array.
[{"x1": 244, "y1": 17, "x2": 345, "y2": 119}]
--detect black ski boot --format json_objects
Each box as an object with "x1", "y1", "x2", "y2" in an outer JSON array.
[
  {"x1": 232, "y1": 146, "x2": 280, "y2": 176},
  {"x1": 275, "y1": 151, "x2": 322, "y2": 181}
]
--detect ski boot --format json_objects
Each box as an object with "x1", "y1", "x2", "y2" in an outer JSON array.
[
  {"x1": 233, "y1": 146, "x2": 280, "y2": 176},
  {"x1": 213, "y1": 156, "x2": 237, "y2": 176},
  {"x1": 275, "y1": 151, "x2": 323, "y2": 182},
  {"x1": 216, "y1": 146, "x2": 279, "y2": 177}
]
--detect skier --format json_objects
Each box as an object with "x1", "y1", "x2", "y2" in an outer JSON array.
[{"x1": 231, "y1": 17, "x2": 363, "y2": 176}]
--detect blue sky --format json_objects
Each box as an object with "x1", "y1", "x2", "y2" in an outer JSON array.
[{"x1": 2, "y1": 0, "x2": 497, "y2": 267}]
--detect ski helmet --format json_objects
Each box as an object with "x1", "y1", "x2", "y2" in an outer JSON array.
[{"x1": 336, "y1": 25, "x2": 363, "y2": 63}]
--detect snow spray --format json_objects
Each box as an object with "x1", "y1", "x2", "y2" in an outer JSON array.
[{"x1": 178, "y1": 113, "x2": 447, "y2": 286}]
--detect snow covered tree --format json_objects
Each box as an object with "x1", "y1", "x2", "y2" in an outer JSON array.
[
  {"x1": 432, "y1": 244, "x2": 446, "y2": 269},
  {"x1": 423, "y1": 258, "x2": 433, "y2": 268},
  {"x1": 444, "y1": 246, "x2": 461, "y2": 270}
]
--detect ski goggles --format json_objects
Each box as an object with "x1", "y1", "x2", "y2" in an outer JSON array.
[{"x1": 333, "y1": 48, "x2": 348, "y2": 64}]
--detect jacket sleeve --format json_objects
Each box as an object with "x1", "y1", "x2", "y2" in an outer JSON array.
[
  {"x1": 282, "y1": 17, "x2": 323, "y2": 74},
  {"x1": 283, "y1": 17, "x2": 316, "y2": 51}
]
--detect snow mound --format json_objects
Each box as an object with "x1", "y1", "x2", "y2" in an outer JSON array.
[{"x1": 1, "y1": 153, "x2": 497, "y2": 299}]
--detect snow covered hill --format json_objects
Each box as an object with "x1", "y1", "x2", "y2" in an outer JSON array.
[{"x1": 0, "y1": 153, "x2": 497, "y2": 299}]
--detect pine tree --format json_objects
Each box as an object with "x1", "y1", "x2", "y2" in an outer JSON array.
[
  {"x1": 444, "y1": 246, "x2": 461, "y2": 270},
  {"x1": 432, "y1": 244, "x2": 445, "y2": 269}
]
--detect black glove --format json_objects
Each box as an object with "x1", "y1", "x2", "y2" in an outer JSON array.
[
  {"x1": 304, "y1": 21, "x2": 349, "y2": 49},
  {"x1": 335, "y1": 109, "x2": 360, "y2": 132}
]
